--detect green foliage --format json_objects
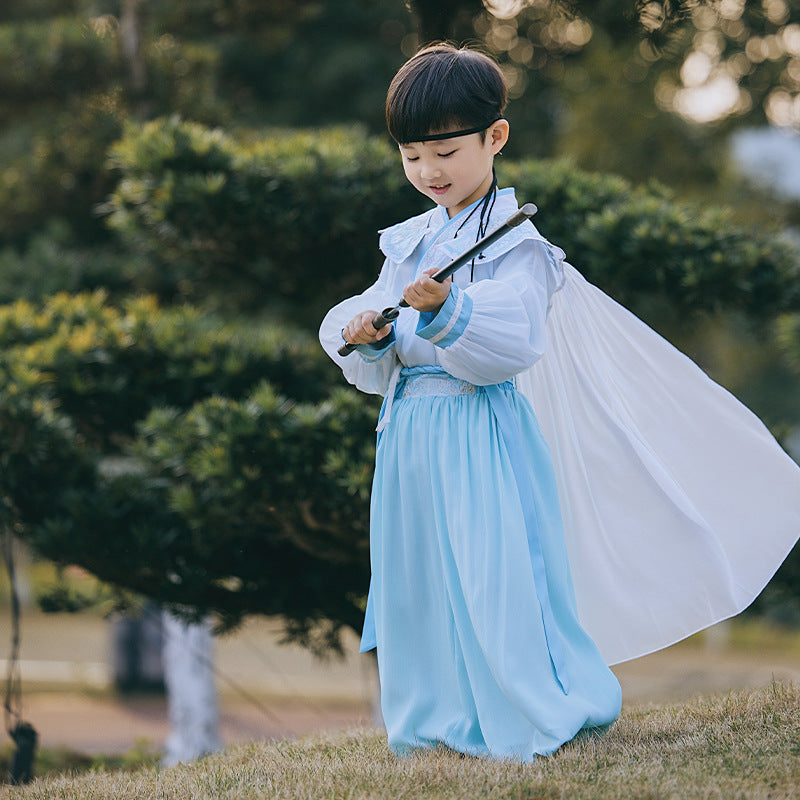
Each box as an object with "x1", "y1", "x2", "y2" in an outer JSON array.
[
  {"x1": 0, "y1": 0, "x2": 83, "y2": 24},
  {"x1": 554, "y1": 37, "x2": 726, "y2": 191},
  {"x1": 0, "y1": 222, "x2": 140, "y2": 301},
  {"x1": 750, "y1": 541, "x2": 800, "y2": 627},
  {"x1": 498, "y1": 158, "x2": 800, "y2": 319},
  {"x1": 0, "y1": 291, "x2": 375, "y2": 648},
  {"x1": 0, "y1": 90, "x2": 127, "y2": 244},
  {"x1": 144, "y1": 36, "x2": 226, "y2": 125},
  {"x1": 104, "y1": 120, "x2": 800, "y2": 326},
  {"x1": 104, "y1": 118, "x2": 424, "y2": 317},
  {"x1": 0, "y1": 369, "x2": 95, "y2": 530},
  {"x1": 0, "y1": 16, "x2": 120, "y2": 103},
  {"x1": 0, "y1": 0, "x2": 412, "y2": 250},
  {"x1": 0, "y1": 14, "x2": 222, "y2": 119},
  {"x1": 776, "y1": 313, "x2": 800, "y2": 376},
  {"x1": 122, "y1": 382, "x2": 378, "y2": 645},
  {"x1": 0, "y1": 291, "x2": 337, "y2": 447},
  {"x1": 0, "y1": 0, "x2": 798, "y2": 648},
  {"x1": 0, "y1": 737, "x2": 160, "y2": 781}
]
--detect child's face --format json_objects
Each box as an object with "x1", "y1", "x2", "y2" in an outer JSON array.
[{"x1": 398, "y1": 121, "x2": 509, "y2": 218}]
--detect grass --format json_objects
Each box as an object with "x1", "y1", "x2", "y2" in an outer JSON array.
[
  {"x1": 0, "y1": 739, "x2": 160, "y2": 784},
  {"x1": 1, "y1": 682, "x2": 798, "y2": 799}
]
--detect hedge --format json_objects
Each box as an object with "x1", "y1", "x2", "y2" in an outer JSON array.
[
  {"x1": 0, "y1": 291, "x2": 338, "y2": 447},
  {"x1": 104, "y1": 119, "x2": 428, "y2": 315},
  {"x1": 0, "y1": 224, "x2": 139, "y2": 303},
  {"x1": 499, "y1": 160, "x2": 800, "y2": 318},
  {"x1": 0, "y1": 19, "x2": 221, "y2": 244},
  {"x1": 0, "y1": 16, "x2": 220, "y2": 113},
  {"x1": 104, "y1": 118, "x2": 800, "y2": 324},
  {"x1": 1, "y1": 380, "x2": 377, "y2": 649},
  {"x1": 0, "y1": 370, "x2": 95, "y2": 530},
  {"x1": 0, "y1": 292, "x2": 377, "y2": 648}
]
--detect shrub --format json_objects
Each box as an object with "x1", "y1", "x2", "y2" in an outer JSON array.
[
  {"x1": 0, "y1": 16, "x2": 120, "y2": 102},
  {"x1": 0, "y1": 90, "x2": 127, "y2": 244},
  {"x1": 0, "y1": 291, "x2": 377, "y2": 649},
  {"x1": 0, "y1": 291, "x2": 338, "y2": 447},
  {"x1": 0, "y1": 369, "x2": 95, "y2": 530},
  {"x1": 0, "y1": 223, "x2": 140, "y2": 302},
  {"x1": 124, "y1": 382, "x2": 377, "y2": 645},
  {"x1": 499, "y1": 159, "x2": 800, "y2": 318},
  {"x1": 104, "y1": 120, "x2": 800, "y2": 326},
  {"x1": 104, "y1": 118, "x2": 425, "y2": 316}
]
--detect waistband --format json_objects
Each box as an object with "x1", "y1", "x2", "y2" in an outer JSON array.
[
  {"x1": 376, "y1": 365, "x2": 514, "y2": 433},
  {"x1": 399, "y1": 367, "x2": 514, "y2": 399}
]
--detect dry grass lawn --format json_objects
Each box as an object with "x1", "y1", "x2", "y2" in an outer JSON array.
[{"x1": 2, "y1": 681, "x2": 798, "y2": 800}]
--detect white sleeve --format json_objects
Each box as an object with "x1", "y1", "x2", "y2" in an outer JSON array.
[
  {"x1": 415, "y1": 239, "x2": 557, "y2": 385},
  {"x1": 318, "y1": 259, "x2": 400, "y2": 397}
]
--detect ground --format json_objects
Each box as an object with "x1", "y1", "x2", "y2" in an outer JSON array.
[{"x1": 0, "y1": 609, "x2": 798, "y2": 756}]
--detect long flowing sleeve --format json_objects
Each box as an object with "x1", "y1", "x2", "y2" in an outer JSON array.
[
  {"x1": 318, "y1": 259, "x2": 400, "y2": 397},
  {"x1": 416, "y1": 239, "x2": 560, "y2": 385}
]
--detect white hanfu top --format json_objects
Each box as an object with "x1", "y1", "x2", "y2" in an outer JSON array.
[
  {"x1": 320, "y1": 187, "x2": 800, "y2": 666},
  {"x1": 320, "y1": 188, "x2": 562, "y2": 396}
]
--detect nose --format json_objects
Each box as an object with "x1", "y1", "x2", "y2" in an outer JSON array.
[{"x1": 419, "y1": 158, "x2": 440, "y2": 180}]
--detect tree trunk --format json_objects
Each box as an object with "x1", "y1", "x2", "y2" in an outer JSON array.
[
  {"x1": 119, "y1": 0, "x2": 149, "y2": 116},
  {"x1": 162, "y1": 613, "x2": 222, "y2": 766}
]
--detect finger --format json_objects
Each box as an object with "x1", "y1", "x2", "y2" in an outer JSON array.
[
  {"x1": 411, "y1": 275, "x2": 434, "y2": 295},
  {"x1": 344, "y1": 323, "x2": 366, "y2": 345},
  {"x1": 407, "y1": 286, "x2": 429, "y2": 306},
  {"x1": 421, "y1": 273, "x2": 450, "y2": 290},
  {"x1": 416, "y1": 279, "x2": 443, "y2": 299}
]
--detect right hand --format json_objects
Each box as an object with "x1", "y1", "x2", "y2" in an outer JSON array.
[{"x1": 342, "y1": 310, "x2": 391, "y2": 347}]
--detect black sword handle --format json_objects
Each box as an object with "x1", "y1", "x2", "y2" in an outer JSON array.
[{"x1": 337, "y1": 203, "x2": 537, "y2": 357}]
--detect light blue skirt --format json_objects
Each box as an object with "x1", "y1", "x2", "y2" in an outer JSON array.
[{"x1": 364, "y1": 366, "x2": 622, "y2": 761}]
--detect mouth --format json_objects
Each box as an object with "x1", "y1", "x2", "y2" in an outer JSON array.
[{"x1": 429, "y1": 184, "x2": 451, "y2": 196}]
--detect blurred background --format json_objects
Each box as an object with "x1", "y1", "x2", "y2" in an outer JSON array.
[{"x1": 1, "y1": 0, "x2": 800, "y2": 781}]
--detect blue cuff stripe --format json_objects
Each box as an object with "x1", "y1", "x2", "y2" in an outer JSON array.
[{"x1": 415, "y1": 286, "x2": 472, "y2": 349}]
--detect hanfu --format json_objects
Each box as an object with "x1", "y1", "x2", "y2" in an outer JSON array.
[{"x1": 319, "y1": 187, "x2": 800, "y2": 760}]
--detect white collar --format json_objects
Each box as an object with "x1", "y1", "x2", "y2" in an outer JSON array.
[{"x1": 378, "y1": 188, "x2": 542, "y2": 264}]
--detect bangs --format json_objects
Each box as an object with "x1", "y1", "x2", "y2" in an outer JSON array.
[
  {"x1": 386, "y1": 46, "x2": 507, "y2": 145},
  {"x1": 387, "y1": 59, "x2": 463, "y2": 144}
]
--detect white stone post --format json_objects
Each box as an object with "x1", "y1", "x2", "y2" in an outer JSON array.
[{"x1": 162, "y1": 613, "x2": 222, "y2": 766}]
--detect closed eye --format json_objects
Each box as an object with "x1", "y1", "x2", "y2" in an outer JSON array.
[{"x1": 438, "y1": 150, "x2": 457, "y2": 158}]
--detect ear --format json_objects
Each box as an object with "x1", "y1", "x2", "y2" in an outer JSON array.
[{"x1": 489, "y1": 119, "x2": 510, "y2": 155}]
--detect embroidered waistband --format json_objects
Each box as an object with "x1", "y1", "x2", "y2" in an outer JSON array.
[
  {"x1": 400, "y1": 373, "x2": 478, "y2": 399},
  {"x1": 376, "y1": 366, "x2": 515, "y2": 433}
]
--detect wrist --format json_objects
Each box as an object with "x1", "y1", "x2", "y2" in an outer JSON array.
[{"x1": 415, "y1": 285, "x2": 472, "y2": 348}]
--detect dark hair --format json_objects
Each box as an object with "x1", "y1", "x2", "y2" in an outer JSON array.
[{"x1": 386, "y1": 44, "x2": 508, "y2": 145}]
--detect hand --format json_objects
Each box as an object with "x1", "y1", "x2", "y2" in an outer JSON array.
[
  {"x1": 403, "y1": 268, "x2": 451, "y2": 313},
  {"x1": 342, "y1": 310, "x2": 392, "y2": 347}
]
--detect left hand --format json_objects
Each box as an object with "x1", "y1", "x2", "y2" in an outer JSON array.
[{"x1": 402, "y1": 268, "x2": 451, "y2": 313}]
